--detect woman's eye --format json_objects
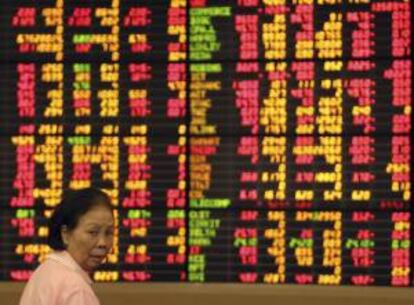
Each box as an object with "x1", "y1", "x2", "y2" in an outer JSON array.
[{"x1": 88, "y1": 231, "x2": 98, "y2": 236}]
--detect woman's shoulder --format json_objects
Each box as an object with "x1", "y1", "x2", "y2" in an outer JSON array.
[
  {"x1": 29, "y1": 259, "x2": 82, "y2": 289},
  {"x1": 20, "y1": 258, "x2": 94, "y2": 305}
]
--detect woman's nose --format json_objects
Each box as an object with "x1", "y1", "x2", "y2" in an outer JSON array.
[{"x1": 96, "y1": 234, "x2": 108, "y2": 247}]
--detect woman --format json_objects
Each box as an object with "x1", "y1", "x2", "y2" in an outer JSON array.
[{"x1": 20, "y1": 188, "x2": 114, "y2": 305}]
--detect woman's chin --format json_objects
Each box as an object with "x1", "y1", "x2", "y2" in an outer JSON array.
[{"x1": 85, "y1": 258, "x2": 103, "y2": 271}]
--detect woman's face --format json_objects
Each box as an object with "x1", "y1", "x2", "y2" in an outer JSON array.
[{"x1": 61, "y1": 204, "x2": 114, "y2": 272}]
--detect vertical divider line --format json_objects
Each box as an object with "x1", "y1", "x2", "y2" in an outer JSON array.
[{"x1": 185, "y1": 0, "x2": 190, "y2": 283}]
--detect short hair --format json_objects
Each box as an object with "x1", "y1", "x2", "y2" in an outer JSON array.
[{"x1": 48, "y1": 187, "x2": 113, "y2": 250}]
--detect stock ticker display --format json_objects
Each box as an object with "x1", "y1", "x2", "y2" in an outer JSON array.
[{"x1": 0, "y1": 0, "x2": 412, "y2": 286}]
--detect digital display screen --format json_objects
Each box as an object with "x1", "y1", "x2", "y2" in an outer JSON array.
[{"x1": 0, "y1": 0, "x2": 411, "y2": 286}]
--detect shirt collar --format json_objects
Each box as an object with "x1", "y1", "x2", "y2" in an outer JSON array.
[{"x1": 47, "y1": 251, "x2": 93, "y2": 285}]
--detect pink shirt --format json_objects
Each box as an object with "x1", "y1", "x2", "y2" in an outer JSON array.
[{"x1": 19, "y1": 251, "x2": 100, "y2": 305}]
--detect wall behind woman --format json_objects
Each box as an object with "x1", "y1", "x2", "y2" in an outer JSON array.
[{"x1": 1, "y1": 283, "x2": 413, "y2": 305}]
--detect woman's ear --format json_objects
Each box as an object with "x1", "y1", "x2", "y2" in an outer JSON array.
[{"x1": 61, "y1": 225, "x2": 69, "y2": 247}]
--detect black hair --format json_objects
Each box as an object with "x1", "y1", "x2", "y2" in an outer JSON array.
[{"x1": 48, "y1": 187, "x2": 113, "y2": 250}]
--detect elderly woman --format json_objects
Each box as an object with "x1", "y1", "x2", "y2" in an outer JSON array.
[{"x1": 19, "y1": 188, "x2": 114, "y2": 305}]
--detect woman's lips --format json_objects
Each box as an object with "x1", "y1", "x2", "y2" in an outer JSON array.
[{"x1": 90, "y1": 250, "x2": 107, "y2": 257}]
